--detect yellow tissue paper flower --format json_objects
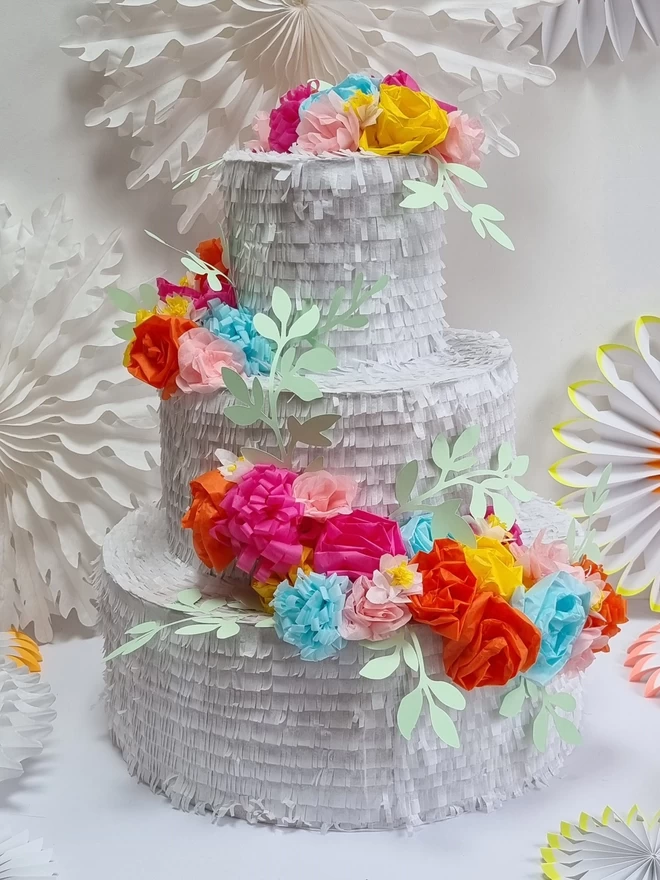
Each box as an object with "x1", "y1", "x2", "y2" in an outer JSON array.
[
  {"x1": 159, "y1": 295, "x2": 192, "y2": 318},
  {"x1": 464, "y1": 536, "x2": 524, "y2": 602},
  {"x1": 359, "y1": 84, "x2": 449, "y2": 156}
]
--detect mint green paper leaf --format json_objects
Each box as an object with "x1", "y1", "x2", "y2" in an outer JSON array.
[
  {"x1": 241, "y1": 448, "x2": 284, "y2": 467},
  {"x1": 450, "y1": 455, "x2": 478, "y2": 473},
  {"x1": 427, "y1": 679, "x2": 466, "y2": 711},
  {"x1": 207, "y1": 272, "x2": 223, "y2": 292},
  {"x1": 108, "y1": 286, "x2": 139, "y2": 314},
  {"x1": 497, "y1": 442, "x2": 514, "y2": 470},
  {"x1": 253, "y1": 313, "x2": 280, "y2": 343},
  {"x1": 272, "y1": 286, "x2": 292, "y2": 328},
  {"x1": 432, "y1": 501, "x2": 476, "y2": 547},
  {"x1": 176, "y1": 589, "x2": 202, "y2": 607},
  {"x1": 126, "y1": 621, "x2": 161, "y2": 636},
  {"x1": 284, "y1": 375, "x2": 322, "y2": 401},
  {"x1": 525, "y1": 680, "x2": 540, "y2": 699},
  {"x1": 196, "y1": 598, "x2": 227, "y2": 613},
  {"x1": 402, "y1": 640, "x2": 419, "y2": 672},
  {"x1": 471, "y1": 214, "x2": 486, "y2": 238},
  {"x1": 397, "y1": 688, "x2": 424, "y2": 740},
  {"x1": 105, "y1": 631, "x2": 158, "y2": 661},
  {"x1": 470, "y1": 486, "x2": 487, "y2": 520},
  {"x1": 445, "y1": 164, "x2": 487, "y2": 188},
  {"x1": 113, "y1": 322, "x2": 135, "y2": 341},
  {"x1": 452, "y1": 425, "x2": 480, "y2": 459},
  {"x1": 509, "y1": 454, "x2": 530, "y2": 477},
  {"x1": 360, "y1": 637, "x2": 402, "y2": 652},
  {"x1": 395, "y1": 460, "x2": 418, "y2": 505},
  {"x1": 366, "y1": 276, "x2": 389, "y2": 296},
  {"x1": 483, "y1": 219, "x2": 514, "y2": 251},
  {"x1": 289, "y1": 305, "x2": 320, "y2": 339},
  {"x1": 215, "y1": 621, "x2": 241, "y2": 639},
  {"x1": 359, "y1": 651, "x2": 401, "y2": 680},
  {"x1": 533, "y1": 707, "x2": 551, "y2": 751},
  {"x1": 255, "y1": 618, "x2": 275, "y2": 628},
  {"x1": 474, "y1": 204, "x2": 504, "y2": 222},
  {"x1": 553, "y1": 715, "x2": 582, "y2": 746},
  {"x1": 295, "y1": 347, "x2": 337, "y2": 373},
  {"x1": 251, "y1": 377, "x2": 264, "y2": 412},
  {"x1": 181, "y1": 256, "x2": 208, "y2": 275},
  {"x1": 175, "y1": 623, "x2": 219, "y2": 635},
  {"x1": 428, "y1": 699, "x2": 460, "y2": 748},
  {"x1": 339, "y1": 314, "x2": 369, "y2": 329},
  {"x1": 279, "y1": 346, "x2": 296, "y2": 376},
  {"x1": 138, "y1": 284, "x2": 158, "y2": 309},
  {"x1": 224, "y1": 405, "x2": 260, "y2": 426},
  {"x1": 400, "y1": 181, "x2": 438, "y2": 209},
  {"x1": 431, "y1": 434, "x2": 451, "y2": 470},
  {"x1": 499, "y1": 681, "x2": 527, "y2": 718},
  {"x1": 547, "y1": 691, "x2": 577, "y2": 712},
  {"x1": 508, "y1": 481, "x2": 534, "y2": 502},
  {"x1": 221, "y1": 368, "x2": 251, "y2": 405},
  {"x1": 491, "y1": 493, "x2": 516, "y2": 528}
]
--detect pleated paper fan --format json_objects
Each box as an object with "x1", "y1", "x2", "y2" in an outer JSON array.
[
  {"x1": 551, "y1": 316, "x2": 660, "y2": 610},
  {"x1": 625, "y1": 623, "x2": 660, "y2": 698},
  {"x1": 0, "y1": 827, "x2": 57, "y2": 878},
  {"x1": 62, "y1": 0, "x2": 556, "y2": 230},
  {"x1": 0, "y1": 199, "x2": 160, "y2": 642}
]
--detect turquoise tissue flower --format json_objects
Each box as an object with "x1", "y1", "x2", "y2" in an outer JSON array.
[
  {"x1": 400, "y1": 513, "x2": 433, "y2": 557},
  {"x1": 511, "y1": 570, "x2": 591, "y2": 686},
  {"x1": 301, "y1": 73, "x2": 380, "y2": 113},
  {"x1": 202, "y1": 301, "x2": 273, "y2": 377},
  {"x1": 272, "y1": 570, "x2": 350, "y2": 662}
]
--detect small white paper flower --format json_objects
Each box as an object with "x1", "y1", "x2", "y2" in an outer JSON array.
[{"x1": 214, "y1": 448, "x2": 254, "y2": 482}]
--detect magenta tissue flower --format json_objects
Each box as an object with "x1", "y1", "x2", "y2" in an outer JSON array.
[{"x1": 269, "y1": 82, "x2": 317, "y2": 153}]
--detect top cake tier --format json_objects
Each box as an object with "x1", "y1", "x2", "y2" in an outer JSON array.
[{"x1": 218, "y1": 151, "x2": 447, "y2": 367}]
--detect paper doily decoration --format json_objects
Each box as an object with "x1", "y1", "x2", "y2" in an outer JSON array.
[
  {"x1": 542, "y1": 806, "x2": 660, "y2": 879},
  {"x1": 535, "y1": 0, "x2": 660, "y2": 65},
  {"x1": 61, "y1": 0, "x2": 555, "y2": 230},
  {"x1": 0, "y1": 198, "x2": 160, "y2": 642},
  {"x1": 625, "y1": 623, "x2": 660, "y2": 698},
  {"x1": 551, "y1": 316, "x2": 660, "y2": 611},
  {"x1": 0, "y1": 828, "x2": 57, "y2": 879}
]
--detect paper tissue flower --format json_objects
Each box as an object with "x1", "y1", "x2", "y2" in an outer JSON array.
[
  {"x1": 463, "y1": 536, "x2": 524, "y2": 601},
  {"x1": 126, "y1": 314, "x2": 197, "y2": 399},
  {"x1": 272, "y1": 570, "x2": 349, "y2": 661},
  {"x1": 437, "y1": 111, "x2": 486, "y2": 169},
  {"x1": 590, "y1": 584, "x2": 628, "y2": 645},
  {"x1": 401, "y1": 513, "x2": 433, "y2": 557},
  {"x1": 303, "y1": 74, "x2": 379, "y2": 110},
  {"x1": 443, "y1": 591, "x2": 542, "y2": 690},
  {"x1": 360, "y1": 85, "x2": 449, "y2": 156},
  {"x1": 409, "y1": 539, "x2": 477, "y2": 640},
  {"x1": 296, "y1": 91, "x2": 361, "y2": 154},
  {"x1": 176, "y1": 328, "x2": 246, "y2": 395},
  {"x1": 340, "y1": 575, "x2": 412, "y2": 642},
  {"x1": 215, "y1": 449, "x2": 254, "y2": 483},
  {"x1": 314, "y1": 510, "x2": 406, "y2": 580},
  {"x1": 377, "y1": 555, "x2": 423, "y2": 595},
  {"x1": 468, "y1": 506, "x2": 523, "y2": 545},
  {"x1": 382, "y1": 69, "x2": 457, "y2": 113},
  {"x1": 512, "y1": 571, "x2": 591, "y2": 685},
  {"x1": 270, "y1": 82, "x2": 318, "y2": 153},
  {"x1": 181, "y1": 471, "x2": 235, "y2": 572},
  {"x1": 196, "y1": 238, "x2": 228, "y2": 278},
  {"x1": 215, "y1": 464, "x2": 304, "y2": 581},
  {"x1": 202, "y1": 302, "x2": 273, "y2": 377},
  {"x1": 510, "y1": 532, "x2": 575, "y2": 587},
  {"x1": 292, "y1": 471, "x2": 358, "y2": 520}
]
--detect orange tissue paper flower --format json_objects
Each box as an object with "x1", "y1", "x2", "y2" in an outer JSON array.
[
  {"x1": 181, "y1": 470, "x2": 235, "y2": 572},
  {"x1": 409, "y1": 538, "x2": 477, "y2": 640},
  {"x1": 588, "y1": 583, "x2": 628, "y2": 652},
  {"x1": 196, "y1": 238, "x2": 228, "y2": 277},
  {"x1": 443, "y1": 591, "x2": 541, "y2": 690},
  {"x1": 126, "y1": 314, "x2": 196, "y2": 399}
]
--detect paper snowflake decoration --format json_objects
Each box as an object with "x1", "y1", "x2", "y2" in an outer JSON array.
[
  {"x1": 0, "y1": 827, "x2": 57, "y2": 878},
  {"x1": 542, "y1": 806, "x2": 660, "y2": 879},
  {"x1": 0, "y1": 198, "x2": 160, "y2": 642},
  {"x1": 551, "y1": 316, "x2": 660, "y2": 611},
  {"x1": 62, "y1": 0, "x2": 556, "y2": 230},
  {"x1": 625, "y1": 623, "x2": 660, "y2": 698},
  {"x1": 536, "y1": 0, "x2": 660, "y2": 65}
]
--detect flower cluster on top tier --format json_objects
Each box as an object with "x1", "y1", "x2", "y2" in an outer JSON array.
[
  {"x1": 247, "y1": 70, "x2": 485, "y2": 165},
  {"x1": 122, "y1": 238, "x2": 272, "y2": 398},
  {"x1": 182, "y1": 460, "x2": 627, "y2": 681}
]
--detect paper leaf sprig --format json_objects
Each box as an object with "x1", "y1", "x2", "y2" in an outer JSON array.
[
  {"x1": 625, "y1": 623, "x2": 660, "y2": 699},
  {"x1": 105, "y1": 589, "x2": 271, "y2": 662},
  {"x1": 223, "y1": 277, "x2": 387, "y2": 464},
  {"x1": 499, "y1": 678, "x2": 581, "y2": 752},
  {"x1": 542, "y1": 806, "x2": 660, "y2": 880},
  {"x1": 108, "y1": 283, "x2": 159, "y2": 341},
  {"x1": 359, "y1": 631, "x2": 466, "y2": 747},
  {"x1": 564, "y1": 463, "x2": 611, "y2": 565},
  {"x1": 145, "y1": 230, "x2": 231, "y2": 290},
  {"x1": 393, "y1": 426, "x2": 532, "y2": 547},
  {"x1": 401, "y1": 157, "x2": 514, "y2": 251}
]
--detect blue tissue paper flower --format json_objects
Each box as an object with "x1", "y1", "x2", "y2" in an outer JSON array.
[
  {"x1": 202, "y1": 301, "x2": 273, "y2": 377},
  {"x1": 301, "y1": 73, "x2": 380, "y2": 113},
  {"x1": 511, "y1": 570, "x2": 592, "y2": 686},
  {"x1": 400, "y1": 513, "x2": 433, "y2": 557},
  {"x1": 272, "y1": 570, "x2": 350, "y2": 662}
]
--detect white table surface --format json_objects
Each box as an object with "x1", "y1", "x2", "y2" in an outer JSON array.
[{"x1": 2, "y1": 608, "x2": 658, "y2": 880}]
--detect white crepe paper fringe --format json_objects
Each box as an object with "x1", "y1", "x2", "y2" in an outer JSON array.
[
  {"x1": 96, "y1": 504, "x2": 582, "y2": 832},
  {"x1": 0, "y1": 659, "x2": 56, "y2": 783},
  {"x1": 0, "y1": 827, "x2": 57, "y2": 878},
  {"x1": 220, "y1": 153, "x2": 447, "y2": 367},
  {"x1": 0, "y1": 198, "x2": 161, "y2": 642}
]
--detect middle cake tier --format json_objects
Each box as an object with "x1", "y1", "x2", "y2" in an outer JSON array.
[{"x1": 161, "y1": 329, "x2": 518, "y2": 568}]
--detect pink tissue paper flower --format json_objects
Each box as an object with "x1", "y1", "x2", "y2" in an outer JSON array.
[
  {"x1": 296, "y1": 91, "x2": 360, "y2": 155},
  {"x1": 292, "y1": 470, "x2": 358, "y2": 520},
  {"x1": 437, "y1": 111, "x2": 486, "y2": 170},
  {"x1": 314, "y1": 509, "x2": 406, "y2": 581},
  {"x1": 340, "y1": 575, "x2": 412, "y2": 641},
  {"x1": 269, "y1": 82, "x2": 317, "y2": 153},
  {"x1": 563, "y1": 626, "x2": 610, "y2": 676},
  {"x1": 510, "y1": 531, "x2": 575, "y2": 584},
  {"x1": 245, "y1": 110, "x2": 271, "y2": 152},
  {"x1": 156, "y1": 276, "x2": 237, "y2": 311},
  {"x1": 176, "y1": 327, "x2": 245, "y2": 395},
  {"x1": 382, "y1": 69, "x2": 457, "y2": 113},
  {"x1": 214, "y1": 464, "x2": 304, "y2": 581}
]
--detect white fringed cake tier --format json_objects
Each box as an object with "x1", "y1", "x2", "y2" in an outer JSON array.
[
  {"x1": 219, "y1": 150, "x2": 447, "y2": 366},
  {"x1": 97, "y1": 498, "x2": 583, "y2": 832},
  {"x1": 162, "y1": 329, "x2": 518, "y2": 567}
]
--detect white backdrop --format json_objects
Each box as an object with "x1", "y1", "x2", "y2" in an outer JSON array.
[{"x1": 2, "y1": 1, "x2": 659, "y2": 499}]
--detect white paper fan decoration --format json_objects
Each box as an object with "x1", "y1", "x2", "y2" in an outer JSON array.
[
  {"x1": 0, "y1": 198, "x2": 160, "y2": 643},
  {"x1": 536, "y1": 0, "x2": 660, "y2": 66},
  {"x1": 62, "y1": 0, "x2": 556, "y2": 230},
  {"x1": 541, "y1": 806, "x2": 660, "y2": 879},
  {"x1": 551, "y1": 316, "x2": 660, "y2": 611},
  {"x1": 0, "y1": 827, "x2": 57, "y2": 878}
]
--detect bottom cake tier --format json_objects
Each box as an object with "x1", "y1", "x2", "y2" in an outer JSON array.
[{"x1": 97, "y1": 499, "x2": 583, "y2": 832}]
